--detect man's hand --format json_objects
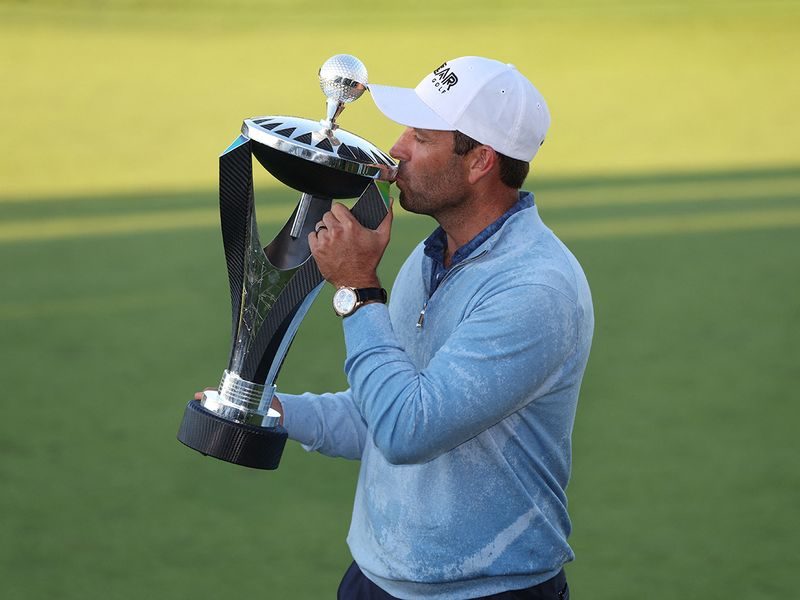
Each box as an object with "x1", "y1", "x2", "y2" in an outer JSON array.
[
  {"x1": 309, "y1": 200, "x2": 393, "y2": 288},
  {"x1": 271, "y1": 396, "x2": 284, "y2": 426}
]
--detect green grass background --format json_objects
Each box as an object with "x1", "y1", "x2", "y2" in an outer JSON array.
[{"x1": 1, "y1": 1, "x2": 799, "y2": 598}]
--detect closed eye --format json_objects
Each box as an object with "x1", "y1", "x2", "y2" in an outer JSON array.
[{"x1": 411, "y1": 128, "x2": 428, "y2": 144}]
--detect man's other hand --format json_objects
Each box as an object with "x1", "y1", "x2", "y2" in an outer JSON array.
[
  {"x1": 309, "y1": 199, "x2": 393, "y2": 289},
  {"x1": 193, "y1": 390, "x2": 284, "y2": 427},
  {"x1": 193, "y1": 387, "x2": 216, "y2": 401}
]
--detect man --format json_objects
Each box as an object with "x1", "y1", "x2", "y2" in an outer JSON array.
[{"x1": 278, "y1": 56, "x2": 593, "y2": 599}]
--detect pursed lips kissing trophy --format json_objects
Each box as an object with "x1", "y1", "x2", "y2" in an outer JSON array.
[{"x1": 177, "y1": 55, "x2": 395, "y2": 470}]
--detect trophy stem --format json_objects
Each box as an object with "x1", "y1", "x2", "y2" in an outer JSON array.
[
  {"x1": 322, "y1": 96, "x2": 345, "y2": 131},
  {"x1": 289, "y1": 193, "x2": 313, "y2": 239},
  {"x1": 266, "y1": 193, "x2": 332, "y2": 270}
]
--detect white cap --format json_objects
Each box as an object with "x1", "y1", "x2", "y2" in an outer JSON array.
[{"x1": 369, "y1": 56, "x2": 550, "y2": 162}]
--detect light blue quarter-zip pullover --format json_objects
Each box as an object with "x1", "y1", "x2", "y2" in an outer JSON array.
[{"x1": 280, "y1": 192, "x2": 594, "y2": 599}]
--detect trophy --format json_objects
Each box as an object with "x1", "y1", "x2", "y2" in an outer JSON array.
[{"x1": 177, "y1": 55, "x2": 394, "y2": 470}]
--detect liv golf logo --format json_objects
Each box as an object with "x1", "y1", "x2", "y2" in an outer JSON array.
[{"x1": 431, "y1": 63, "x2": 459, "y2": 93}]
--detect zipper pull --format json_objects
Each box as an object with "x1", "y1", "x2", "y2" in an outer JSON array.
[{"x1": 416, "y1": 301, "x2": 428, "y2": 329}]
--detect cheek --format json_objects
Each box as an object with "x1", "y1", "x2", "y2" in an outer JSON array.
[
  {"x1": 418, "y1": 148, "x2": 450, "y2": 173},
  {"x1": 403, "y1": 146, "x2": 455, "y2": 186}
]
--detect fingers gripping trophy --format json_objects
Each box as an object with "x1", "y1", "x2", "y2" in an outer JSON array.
[{"x1": 177, "y1": 55, "x2": 394, "y2": 470}]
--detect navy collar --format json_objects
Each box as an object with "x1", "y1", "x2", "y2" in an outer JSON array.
[{"x1": 423, "y1": 191, "x2": 534, "y2": 293}]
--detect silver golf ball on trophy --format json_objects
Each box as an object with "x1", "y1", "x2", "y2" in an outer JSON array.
[{"x1": 177, "y1": 55, "x2": 394, "y2": 470}]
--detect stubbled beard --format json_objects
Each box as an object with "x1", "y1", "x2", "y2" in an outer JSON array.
[
  {"x1": 397, "y1": 171, "x2": 466, "y2": 217},
  {"x1": 397, "y1": 189, "x2": 423, "y2": 214},
  {"x1": 398, "y1": 184, "x2": 463, "y2": 219},
  {"x1": 397, "y1": 187, "x2": 438, "y2": 216}
]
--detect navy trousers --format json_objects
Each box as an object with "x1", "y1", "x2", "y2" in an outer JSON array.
[{"x1": 337, "y1": 562, "x2": 569, "y2": 600}]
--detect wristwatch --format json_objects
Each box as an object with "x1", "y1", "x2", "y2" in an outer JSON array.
[{"x1": 332, "y1": 286, "x2": 387, "y2": 317}]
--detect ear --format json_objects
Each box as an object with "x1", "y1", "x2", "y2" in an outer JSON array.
[{"x1": 466, "y1": 146, "x2": 498, "y2": 185}]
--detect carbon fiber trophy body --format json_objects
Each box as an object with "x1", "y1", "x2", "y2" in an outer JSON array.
[{"x1": 177, "y1": 55, "x2": 394, "y2": 469}]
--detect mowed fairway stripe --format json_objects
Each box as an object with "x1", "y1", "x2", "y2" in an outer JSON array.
[
  {"x1": 552, "y1": 207, "x2": 800, "y2": 240},
  {"x1": 2, "y1": 206, "x2": 800, "y2": 244},
  {"x1": 544, "y1": 188, "x2": 799, "y2": 210},
  {"x1": 0, "y1": 206, "x2": 288, "y2": 243},
  {"x1": 0, "y1": 291, "x2": 186, "y2": 320}
]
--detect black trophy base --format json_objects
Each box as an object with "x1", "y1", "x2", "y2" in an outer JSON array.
[{"x1": 177, "y1": 400, "x2": 288, "y2": 470}]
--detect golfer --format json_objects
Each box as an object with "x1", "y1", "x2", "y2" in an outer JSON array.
[{"x1": 278, "y1": 56, "x2": 593, "y2": 599}]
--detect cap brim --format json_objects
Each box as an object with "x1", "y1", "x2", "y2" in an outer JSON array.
[{"x1": 369, "y1": 84, "x2": 454, "y2": 131}]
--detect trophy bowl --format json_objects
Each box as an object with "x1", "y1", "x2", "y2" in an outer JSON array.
[{"x1": 245, "y1": 116, "x2": 394, "y2": 199}]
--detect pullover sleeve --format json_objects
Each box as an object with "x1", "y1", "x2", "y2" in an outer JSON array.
[
  {"x1": 278, "y1": 389, "x2": 367, "y2": 460},
  {"x1": 343, "y1": 285, "x2": 578, "y2": 465}
]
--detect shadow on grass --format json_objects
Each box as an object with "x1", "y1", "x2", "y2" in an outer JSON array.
[{"x1": 1, "y1": 163, "x2": 798, "y2": 211}]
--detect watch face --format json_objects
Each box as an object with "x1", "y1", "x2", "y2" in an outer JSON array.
[{"x1": 333, "y1": 287, "x2": 358, "y2": 316}]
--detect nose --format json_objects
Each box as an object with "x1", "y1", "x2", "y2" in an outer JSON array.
[{"x1": 389, "y1": 128, "x2": 413, "y2": 162}]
